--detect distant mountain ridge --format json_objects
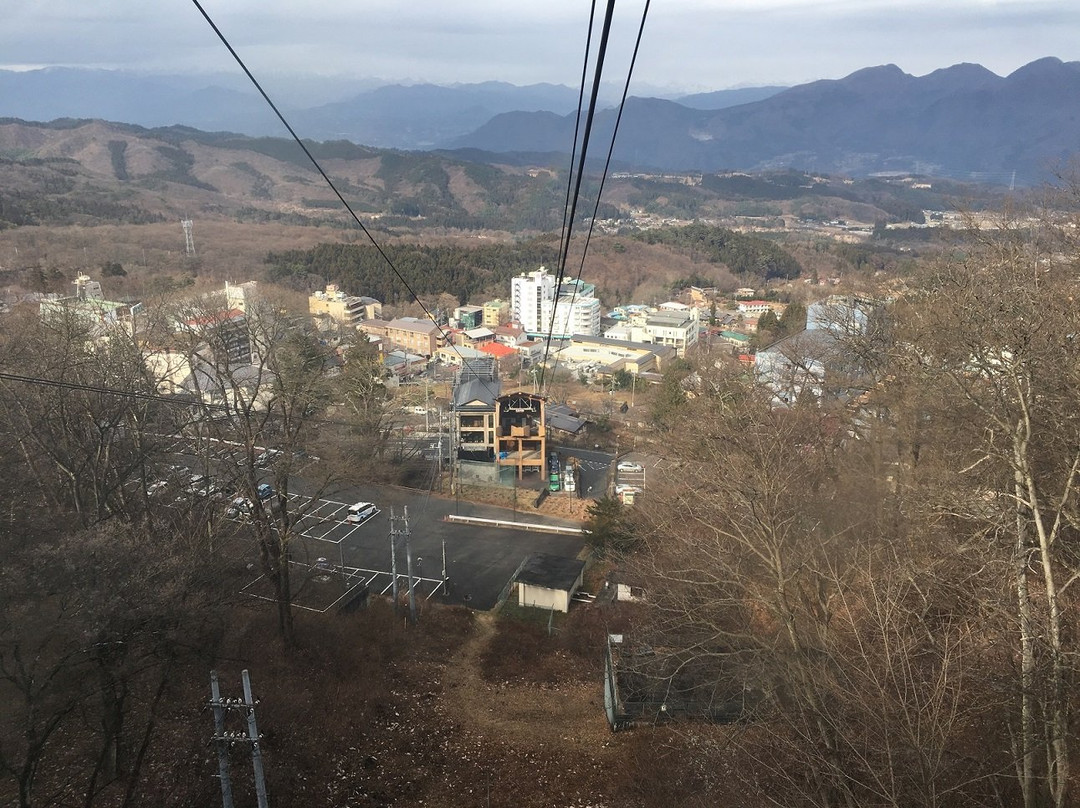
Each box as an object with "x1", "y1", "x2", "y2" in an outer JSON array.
[
  {"x1": 453, "y1": 57, "x2": 1080, "y2": 184},
  {"x1": 0, "y1": 68, "x2": 782, "y2": 150},
  {"x1": 1, "y1": 58, "x2": 1078, "y2": 184}
]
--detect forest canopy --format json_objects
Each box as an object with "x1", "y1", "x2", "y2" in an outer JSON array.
[
  {"x1": 633, "y1": 223, "x2": 802, "y2": 281},
  {"x1": 264, "y1": 239, "x2": 561, "y2": 304}
]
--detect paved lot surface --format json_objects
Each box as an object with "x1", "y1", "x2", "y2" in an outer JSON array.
[
  {"x1": 157, "y1": 434, "x2": 589, "y2": 612},
  {"x1": 233, "y1": 485, "x2": 586, "y2": 612}
]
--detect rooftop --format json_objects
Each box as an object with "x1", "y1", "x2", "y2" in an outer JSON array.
[{"x1": 515, "y1": 553, "x2": 586, "y2": 591}]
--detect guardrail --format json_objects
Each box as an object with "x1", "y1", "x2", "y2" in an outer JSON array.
[{"x1": 445, "y1": 514, "x2": 584, "y2": 535}]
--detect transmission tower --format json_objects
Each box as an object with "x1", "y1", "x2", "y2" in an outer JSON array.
[{"x1": 182, "y1": 218, "x2": 196, "y2": 256}]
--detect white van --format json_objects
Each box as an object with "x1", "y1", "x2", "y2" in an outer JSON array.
[{"x1": 346, "y1": 501, "x2": 377, "y2": 523}]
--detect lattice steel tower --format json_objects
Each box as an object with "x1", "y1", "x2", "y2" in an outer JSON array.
[{"x1": 182, "y1": 218, "x2": 196, "y2": 256}]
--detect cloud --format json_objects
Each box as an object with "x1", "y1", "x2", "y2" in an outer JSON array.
[{"x1": 3, "y1": 0, "x2": 1078, "y2": 90}]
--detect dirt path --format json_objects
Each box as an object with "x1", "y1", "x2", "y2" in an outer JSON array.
[{"x1": 441, "y1": 612, "x2": 613, "y2": 753}]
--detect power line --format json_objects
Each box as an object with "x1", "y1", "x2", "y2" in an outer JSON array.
[
  {"x1": 556, "y1": 0, "x2": 599, "y2": 274},
  {"x1": 538, "y1": 0, "x2": 619, "y2": 392},
  {"x1": 545, "y1": 0, "x2": 652, "y2": 389},
  {"x1": 573, "y1": 0, "x2": 651, "y2": 282},
  {"x1": 539, "y1": 0, "x2": 651, "y2": 397},
  {"x1": 188, "y1": 0, "x2": 501, "y2": 404}
]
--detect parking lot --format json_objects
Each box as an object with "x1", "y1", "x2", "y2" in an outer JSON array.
[
  {"x1": 228, "y1": 488, "x2": 586, "y2": 613},
  {"x1": 146, "y1": 431, "x2": 589, "y2": 613}
]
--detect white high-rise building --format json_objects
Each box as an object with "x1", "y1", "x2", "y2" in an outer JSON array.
[{"x1": 510, "y1": 266, "x2": 600, "y2": 339}]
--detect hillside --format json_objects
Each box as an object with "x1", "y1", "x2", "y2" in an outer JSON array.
[
  {"x1": 0, "y1": 118, "x2": 1004, "y2": 308},
  {"x1": 0, "y1": 118, "x2": 576, "y2": 233},
  {"x1": 0, "y1": 119, "x2": 1006, "y2": 234}
]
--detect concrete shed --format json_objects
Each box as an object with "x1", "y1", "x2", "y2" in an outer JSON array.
[{"x1": 515, "y1": 553, "x2": 586, "y2": 613}]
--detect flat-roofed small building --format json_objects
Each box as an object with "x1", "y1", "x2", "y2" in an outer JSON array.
[
  {"x1": 482, "y1": 298, "x2": 509, "y2": 328},
  {"x1": 436, "y1": 344, "x2": 487, "y2": 366},
  {"x1": 603, "y1": 303, "x2": 699, "y2": 357},
  {"x1": 555, "y1": 335, "x2": 676, "y2": 375},
  {"x1": 309, "y1": 284, "x2": 381, "y2": 327},
  {"x1": 515, "y1": 553, "x2": 586, "y2": 613},
  {"x1": 452, "y1": 305, "x2": 484, "y2": 330},
  {"x1": 39, "y1": 274, "x2": 143, "y2": 337},
  {"x1": 462, "y1": 326, "x2": 496, "y2": 349}
]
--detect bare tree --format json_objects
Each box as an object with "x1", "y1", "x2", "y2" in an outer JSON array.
[
  {"x1": 0, "y1": 306, "x2": 169, "y2": 525},
  {"x1": 893, "y1": 213, "x2": 1080, "y2": 808},
  {"x1": 0, "y1": 509, "x2": 229, "y2": 808},
  {"x1": 628, "y1": 372, "x2": 1010, "y2": 807},
  {"x1": 164, "y1": 289, "x2": 335, "y2": 649}
]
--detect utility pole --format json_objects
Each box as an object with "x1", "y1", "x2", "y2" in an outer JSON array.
[
  {"x1": 389, "y1": 507, "x2": 400, "y2": 613},
  {"x1": 210, "y1": 671, "x2": 234, "y2": 808},
  {"x1": 436, "y1": 420, "x2": 443, "y2": 492},
  {"x1": 403, "y1": 505, "x2": 417, "y2": 625},
  {"x1": 242, "y1": 671, "x2": 269, "y2": 808},
  {"x1": 441, "y1": 535, "x2": 448, "y2": 596},
  {"x1": 208, "y1": 669, "x2": 268, "y2": 808}
]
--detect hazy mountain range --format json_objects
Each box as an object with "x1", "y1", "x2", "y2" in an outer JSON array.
[{"x1": 2, "y1": 58, "x2": 1079, "y2": 185}]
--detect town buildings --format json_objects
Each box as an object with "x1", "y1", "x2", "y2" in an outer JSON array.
[
  {"x1": 359, "y1": 317, "x2": 444, "y2": 358},
  {"x1": 510, "y1": 266, "x2": 601, "y2": 339},
  {"x1": 308, "y1": 283, "x2": 381, "y2": 327},
  {"x1": 38, "y1": 274, "x2": 143, "y2": 337},
  {"x1": 602, "y1": 301, "x2": 699, "y2": 357}
]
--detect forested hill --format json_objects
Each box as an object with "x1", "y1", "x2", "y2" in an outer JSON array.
[
  {"x1": 0, "y1": 118, "x2": 1007, "y2": 236},
  {"x1": 265, "y1": 225, "x2": 802, "y2": 304},
  {"x1": 265, "y1": 240, "x2": 559, "y2": 306},
  {"x1": 634, "y1": 223, "x2": 802, "y2": 281}
]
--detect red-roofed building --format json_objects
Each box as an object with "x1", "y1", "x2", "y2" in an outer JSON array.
[{"x1": 480, "y1": 341, "x2": 517, "y2": 360}]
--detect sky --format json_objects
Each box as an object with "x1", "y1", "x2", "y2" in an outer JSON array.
[{"x1": 5, "y1": 0, "x2": 1080, "y2": 94}]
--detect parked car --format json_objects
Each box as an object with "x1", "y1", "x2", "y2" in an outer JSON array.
[
  {"x1": 346, "y1": 501, "x2": 377, "y2": 523},
  {"x1": 255, "y1": 449, "x2": 283, "y2": 467},
  {"x1": 225, "y1": 497, "x2": 254, "y2": 518},
  {"x1": 563, "y1": 466, "x2": 576, "y2": 493},
  {"x1": 257, "y1": 483, "x2": 274, "y2": 500},
  {"x1": 184, "y1": 474, "x2": 221, "y2": 497}
]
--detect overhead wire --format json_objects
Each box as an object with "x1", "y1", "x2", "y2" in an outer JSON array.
[
  {"x1": 572, "y1": 0, "x2": 652, "y2": 285},
  {"x1": 54, "y1": 1, "x2": 653, "y2": 458},
  {"x1": 544, "y1": 0, "x2": 652, "y2": 390},
  {"x1": 538, "y1": 0, "x2": 651, "y2": 398},
  {"x1": 0, "y1": 3, "x2": 653, "y2": 552},
  {"x1": 556, "y1": 0, "x2": 599, "y2": 272},
  {"x1": 189, "y1": 0, "x2": 501, "y2": 404},
  {"x1": 537, "y1": 0, "x2": 619, "y2": 394}
]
